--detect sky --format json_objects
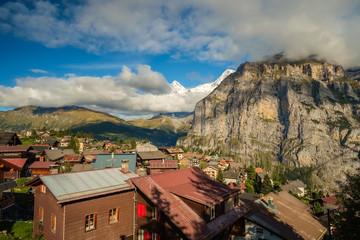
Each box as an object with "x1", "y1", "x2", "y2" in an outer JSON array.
[{"x1": 0, "y1": 0, "x2": 359, "y2": 119}]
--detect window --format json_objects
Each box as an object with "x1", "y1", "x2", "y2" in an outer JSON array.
[
  {"x1": 85, "y1": 213, "x2": 96, "y2": 232},
  {"x1": 40, "y1": 185, "x2": 46, "y2": 193},
  {"x1": 51, "y1": 214, "x2": 56, "y2": 232},
  {"x1": 210, "y1": 205, "x2": 215, "y2": 220},
  {"x1": 137, "y1": 204, "x2": 146, "y2": 218},
  {"x1": 152, "y1": 232, "x2": 160, "y2": 240},
  {"x1": 152, "y1": 206, "x2": 158, "y2": 219},
  {"x1": 109, "y1": 208, "x2": 119, "y2": 224},
  {"x1": 39, "y1": 207, "x2": 44, "y2": 223},
  {"x1": 138, "y1": 229, "x2": 149, "y2": 240}
]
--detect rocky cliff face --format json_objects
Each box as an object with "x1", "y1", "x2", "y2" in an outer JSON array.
[{"x1": 178, "y1": 60, "x2": 360, "y2": 189}]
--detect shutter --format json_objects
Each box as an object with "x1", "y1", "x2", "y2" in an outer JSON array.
[
  {"x1": 137, "y1": 204, "x2": 146, "y2": 217},
  {"x1": 144, "y1": 230, "x2": 149, "y2": 240}
]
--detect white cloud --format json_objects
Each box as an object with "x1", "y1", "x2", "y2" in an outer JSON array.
[
  {"x1": 1, "y1": 0, "x2": 360, "y2": 67},
  {"x1": 30, "y1": 69, "x2": 48, "y2": 74},
  {"x1": 0, "y1": 65, "x2": 209, "y2": 117}
]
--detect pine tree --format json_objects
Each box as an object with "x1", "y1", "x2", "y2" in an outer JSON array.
[
  {"x1": 67, "y1": 136, "x2": 79, "y2": 154},
  {"x1": 216, "y1": 169, "x2": 224, "y2": 183},
  {"x1": 130, "y1": 138, "x2": 137, "y2": 149},
  {"x1": 312, "y1": 202, "x2": 324, "y2": 216},
  {"x1": 333, "y1": 171, "x2": 360, "y2": 239},
  {"x1": 246, "y1": 164, "x2": 256, "y2": 181},
  {"x1": 261, "y1": 174, "x2": 273, "y2": 194},
  {"x1": 245, "y1": 180, "x2": 255, "y2": 193}
]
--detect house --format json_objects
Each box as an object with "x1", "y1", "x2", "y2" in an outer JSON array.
[
  {"x1": 33, "y1": 168, "x2": 138, "y2": 240},
  {"x1": 282, "y1": 179, "x2": 307, "y2": 197},
  {"x1": 0, "y1": 160, "x2": 17, "y2": 218},
  {"x1": 71, "y1": 164, "x2": 94, "y2": 172},
  {"x1": 0, "y1": 132, "x2": 21, "y2": 146},
  {"x1": 158, "y1": 147, "x2": 184, "y2": 160},
  {"x1": 0, "y1": 157, "x2": 33, "y2": 180},
  {"x1": 44, "y1": 149, "x2": 76, "y2": 161},
  {"x1": 93, "y1": 153, "x2": 137, "y2": 173},
  {"x1": 42, "y1": 138, "x2": 60, "y2": 148},
  {"x1": 62, "y1": 155, "x2": 85, "y2": 166},
  {"x1": 29, "y1": 161, "x2": 60, "y2": 176},
  {"x1": 131, "y1": 167, "x2": 249, "y2": 240},
  {"x1": 224, "y1": 170, "x2": 241, "y2": 184},
  {"x1": 137, "y1": 151, "x2": 167, "y2": 168},
  {"x1": 202, "y1": 165, "x2": 219, "y2": 180},
  {"x1": 148, "y1": 159, "x2": 178, "y2": 174},
  {"x1": 0, "y1": 145, "x2": 35, "y2": 159},
  {"x1": 240, "y1": 191, "x2": 326, "y2": 240},
  {"x1": 30, "y1": 145, "x2": 50, "y2": 160},
  {"x1": 179, "y1": 157, "x2": 191, "y2": 167}
]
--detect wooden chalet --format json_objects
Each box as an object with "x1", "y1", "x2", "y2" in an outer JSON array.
[
  {"x1": 137, "y1": 151, "x2": 167, "y2": 168},
  {"x1": 29, "y1": 161, "x2": 60, "y2": 176},
  {"x1": 240, "y1": 191, "x2": 327, "y2": 239},
  {"x1": 62, "y1": 155, "x2": 85, "y2": 166},
  {"x1": 0, "y1": 132, "x2": 21, "y2": 146},
  {"x1": 131, "y1": 167, "x2": 249, "y2": 240},
  {"x1": 148, "y1": 160, "x2": 178, "y2": 174},
  {"x1": 0, "y1": 161, "x2": 17, "y2": 218},
  {"x1": 33, "y1": 168, "x2": 138, "y2": 240}
]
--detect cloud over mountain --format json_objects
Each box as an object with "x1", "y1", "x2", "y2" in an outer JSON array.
[
  {"x1": 0, "y1": 66, "x2": 233, "y2": 118},
  {"x1": 1, "y1": 0, "x2": 359, "y2": 67}
]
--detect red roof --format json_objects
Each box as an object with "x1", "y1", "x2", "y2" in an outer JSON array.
[
  {"x1": 149, "y1": 160, "x2": 178, "y2": 169},
  {"x1": 131, "y1": 167, "x2": 248, "y2": 240},
  {"x1": 0, "y1": 146, "x2": 32, "y2": 152},
  {"x1": 321, "y1": 197, "x2": 338, "y2": 204},
  {"x1": 2, "y1": 158, "x2": 27, "y2": 168},
  {"x1": 30, "y1": 161, "x2": 58, "y2": 169},
  {"x1": 255, "y1": 167, "x2": 263, "y2": 173}
]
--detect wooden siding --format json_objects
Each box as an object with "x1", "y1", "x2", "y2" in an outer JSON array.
[
  {"x1": 34, "y1": 186, "x2": 134, "y2": 240},
  {"x1": 31, "y1": 169, "x2": 51, "y2": 176},
  {"x1": 135, "y1": 191, "x2": 184, "y2": 239},
  {"x1": 64, "y1": 190, "x2": 134, "y2": 240}
]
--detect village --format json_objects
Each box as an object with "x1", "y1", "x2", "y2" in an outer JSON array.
[{"x1": 0, "y1": 131, "x2": 343, "y2": 239}]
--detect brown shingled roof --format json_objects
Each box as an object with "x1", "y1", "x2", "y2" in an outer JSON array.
[
  {"x1": 131, "y1": 167, "x2": 249, "y2": 240},
  {"x1": 247, "y1": 191, "x2": 327, "y2": 240},
  {"x1": 149, "y1": 160, "x2": 178, "y2": 169},
  {"x1": 29, "y1": 161, "x2": 58, "y2": 169},
  {"x1": 0, "y1": 146, "x2": 32, "y2": 152}
]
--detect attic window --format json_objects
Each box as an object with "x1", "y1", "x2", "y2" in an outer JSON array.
[
  {"x1": 137, "y1": 204, "x2": 146, "y2": 218},
  {"x1": 210, "y1": 205, "x2": 215, "y2": 220},
  {"x1": 40, "y1": 185, "x2": 46, "y2": 193}
]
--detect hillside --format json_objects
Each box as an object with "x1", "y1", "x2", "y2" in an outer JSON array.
[
  {"x1": 128, "y1": 114, "x2": 192, "y2": 133},
  {"x1": 0, "y1": 105, "x2": 125, "y2": 131},
  {"x1": 178, "y1": 58, "x2": 360, "y2": 189}
]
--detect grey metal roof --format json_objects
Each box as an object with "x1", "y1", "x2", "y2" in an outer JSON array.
[{"x1": 40, "y1": 168, "x2": 138, "y2": 202}]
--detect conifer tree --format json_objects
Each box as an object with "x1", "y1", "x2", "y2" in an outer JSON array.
[
  {"x1": 246, "y1": 164, "x2": 256, "y2": 181},
  {"x1": 261, "y1": 174, "x2": 273, "y2": 194},
  {"x1": 216, "y1": 169, "x2": 224, "y2": 183}
]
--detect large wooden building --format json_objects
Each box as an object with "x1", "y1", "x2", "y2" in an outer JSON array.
[
  {"x1": 33, "y1": 168, "x2": 138, "y2": 240},
  {"x1": 131, "y1": 167, "x2": 249, "y2": 240}
]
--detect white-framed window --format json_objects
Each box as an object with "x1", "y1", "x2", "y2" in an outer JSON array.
[
  {"x1": 40, "y1": 185, "x2": 46, "y2": 193},
  {"x1": 138, "y1": 229, "x2": 149, "y2": 240},
  {"x1": 210, "y1": 205, "x2": 216, "y2": 220},
  {"x1": 109, "y1": 208, "x2": 119, "y2": 224},
  {"x1": 152, "y1": 206, "x2": 158, "y2": 219},
  {"x1": 51, "y1": 214, "x2": 56, "y2": 232},
  {"x1": 85, "y1": 213, "x2": 96, "y2": 232},
  {"x1": 39, "y1": 206, "x2": 44, "y2": 223}
]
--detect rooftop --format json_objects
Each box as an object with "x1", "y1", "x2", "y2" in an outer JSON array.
[
  {"x1": 248, "y1": 191, "x2": 327, "y2": 240},
  {"x1": 131, "y1": 167, "x2": 248, "y2": 240},
  {"x1": 2, "y1": 158, "x2": 28, "y2": 168},
  {"x1": 29, "y1": 161, "x2": 58, "y2": 169},
  {"x1": 137, "y1": 151, "x2": 167, "y2": 160},
  {"x1": 149, "y1": 160, "x2": 178, "y2": 169},
  {"x1": 41, "y1": 168, "x2": 138, "y2": 203},
  {"x1": 0, "y1": 145, "x2": 32, "y2": 152}
]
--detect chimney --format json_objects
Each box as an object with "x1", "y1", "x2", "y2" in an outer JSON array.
[
  {"x1": 112, "y1": 152, "x2": 114, "y2": 159},
  {"x1": 40, "y1": 156, "x2": 44, "y2": 162},
  {"x1": 267, "y1": 197, "x2": 275, "y2": 209}
]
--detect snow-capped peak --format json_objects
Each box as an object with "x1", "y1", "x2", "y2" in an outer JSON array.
[
  {"x1": 170, "y1": 69, "x2": 235, "y2": 95},
  {"x1": 170, "y1": 80, "x2": 188, "y2": 95}
]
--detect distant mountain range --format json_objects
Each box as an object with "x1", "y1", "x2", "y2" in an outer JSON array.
[{"x1": 0, "y1": 105, "x2": 191, "y2": 146}]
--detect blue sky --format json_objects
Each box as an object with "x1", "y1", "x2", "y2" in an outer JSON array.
[{"x1": 0, "y1": 0, "x2": 359, "y2": 118}]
